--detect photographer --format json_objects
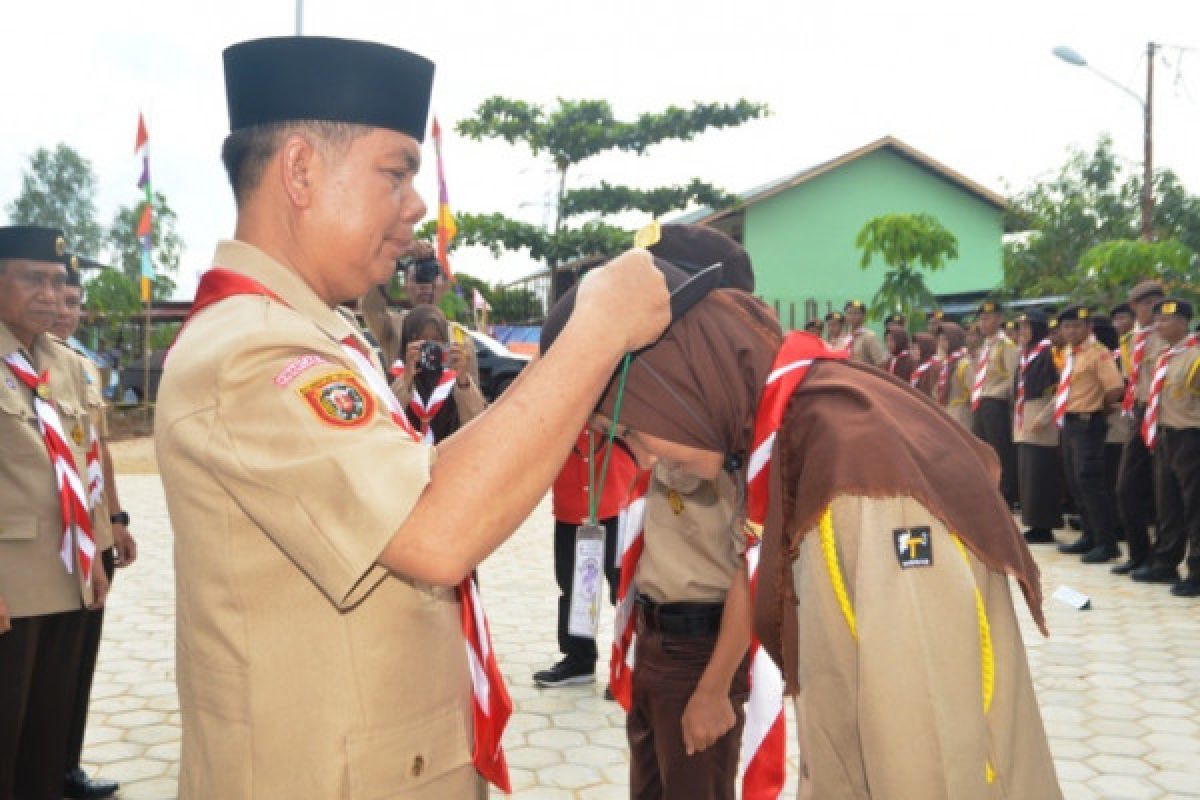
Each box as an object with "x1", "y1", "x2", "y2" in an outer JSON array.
[{"x1": 392, "y1": 304, "x2": 485, "y2": 443}]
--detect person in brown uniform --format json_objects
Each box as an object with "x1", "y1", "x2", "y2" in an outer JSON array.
[
  {"x1": 1012, "y1": 311, "x2": 1061, "y2": 544},
  {"x1": 884, "y1": 328, "x2": 914, "y2": 383},
  {"x1": 908, "y1": 331, "x2": 939, "y2": 397},
  {"x1": 1091, "y1": 314, "x2": 1133, "y2": 543},
  {"x1": 843, "y1": 299, "x2": 887, "y2": 367},
  {"x1": 824, "y1": 310, "x2": 847, "y2": 351},
  {"x1": 154, "y1": 37, "x2": 669, "y2": 799},
  {"x1": 52, "y1": 263, "x2": 138, "y2": 800},
  {"x1": 972, "y1": 300, "x2": 1020, "y2": 508},
  {"x1": 0, "y1": 225, "x2": 109, "y2": 800},
  {"x1": 1136, "y1": 298, "x2": 1200, "y2": 595},
  {"x1": 540, "y1": 263, "x2": 1060, "y2": 799},
  {"x1": 1055, "y1": 305, "x2": 1126, "y2": 563},
  {"x1": 936, "y1": 321, "x2": 974, "y2": 430},
  {"x1": 1113, "y1": 280, "x2": 1167, "y2": 575}
]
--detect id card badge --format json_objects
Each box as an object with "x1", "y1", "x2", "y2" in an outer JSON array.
[{"x1": 567, "y1": 523, "x2": 607, "y2": 639}]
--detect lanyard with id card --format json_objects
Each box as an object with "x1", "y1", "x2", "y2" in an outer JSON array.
[{"x1": 566, "y1": 359, "x2": 631, "y2": 639}]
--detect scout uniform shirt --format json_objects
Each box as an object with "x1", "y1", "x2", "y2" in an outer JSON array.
[
  {"x1": 1125, "y1": 325, "x2": 1168, "y2": 405},
  {"x1": 979, "y1": 332, "x2": 1019, "y2": 400},
  {"x1": 789, "y1": 494, "x2": 1061, "y2": 799},
  {"x1": 72, "y1": 345, "x2": 113, "y2": 551},
  {"x1": 1160, "y1": 340, "x2": 1200, "y2": 430},
  {"x1": 155, "y1": 241, "x2": 480, "y2": 799},
  {"x1": 1064, "y1": 339, "x2": 1124, "y2": 414},
  {"x1": 0, "y1": 322, "x2": 95, "y2": 616},
  {"x1": 636, "y1": 465, "x2": 741, "y2": 604},
  {"x1": 848, "y1": 325, "x2": 887, "y2": 368},
  {"x1": 945, "y1": 354, "x2": 976, "y2": 430}
]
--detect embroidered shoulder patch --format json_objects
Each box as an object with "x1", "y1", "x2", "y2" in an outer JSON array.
[
  {"x1": 275, "y1": 354, "x2": 331, "y2": 387},
  {"x1": 297, "y1": 371, "x2": 375, "y2": 428},
  {"x1": 894, "y1": 526, "x2": 933, "y2": 569}
]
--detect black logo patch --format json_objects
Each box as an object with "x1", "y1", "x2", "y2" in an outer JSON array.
[{"x1": 894, "y1": 527, "x2": 933, "y2": 569}]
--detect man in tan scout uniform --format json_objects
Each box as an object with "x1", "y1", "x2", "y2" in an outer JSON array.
[
  {"x1": 52, "y1": 263, "x2": 137, "y2": 800},
  {"x1": 972, "y1": 300, "x2": 1020, "y2": 508},
  {"x1": 155, "y1": 37, "x2": 669, "y2": 799},
  {"x1": 0, "y1": 225, "x2": 108, "y2": 800},
  {"x1": 843, "y1": 299, "x2": 887, "y2": 367}
]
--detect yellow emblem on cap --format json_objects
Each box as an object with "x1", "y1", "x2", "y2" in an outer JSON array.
[
  {"x1": 1078, "y1": 308, "x2": 1089, "y2": 319},
  {"x1": 633, "y1": 221, "x2": 661, "y2": 249},
  {"x1": 55, "y1": 236, "x2": 66, "y2": 256},
  {"x1": 982, "y1": 302, "x2": 995, "y2": 312},
  {"x1": 1049, "y1": 319, "x2": 1059, "y2": 329},
  {"x1": 1162, "y1": 301, "x2": 1177, "y2": 315}
]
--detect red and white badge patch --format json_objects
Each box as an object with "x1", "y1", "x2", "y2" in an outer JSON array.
[{"x1": 297, "y1": 371, "x2": 375, "y2": 428}]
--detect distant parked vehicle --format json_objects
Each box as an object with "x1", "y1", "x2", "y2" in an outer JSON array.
[
  {"x1": 469, "y1": 330, "x2": 530, "y2": 401},
  {"x1": 119, "y1": 351, "x2": 166, "y2": 404}
]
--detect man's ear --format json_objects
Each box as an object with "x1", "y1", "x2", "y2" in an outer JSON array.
[{"x1": 279, "y1": 133, "x2": 318, "y2": 210}]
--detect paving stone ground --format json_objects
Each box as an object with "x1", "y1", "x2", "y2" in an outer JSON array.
[{"x1": 86, "y1": 470, "x2": 1200, "y2": 798}]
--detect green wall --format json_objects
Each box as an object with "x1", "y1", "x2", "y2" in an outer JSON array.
[{"x1": 742, "y1": 148, "x2": 1003, "y2": 328}]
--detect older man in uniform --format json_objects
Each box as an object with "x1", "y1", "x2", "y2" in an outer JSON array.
[
  {"x1": 51, "y1": 262, "x2": 138, "y2": 800},
  {"x1": 0, "y1": 225, "x2": 108, "y2": 800},
  {"x1": 1055, "y1": 305, "x2": 1125, "y2": 563},
  {"x1": 971, "y1": 300, "x2": 1020, "y2": 508},
  {"x1": 154, "y1": 37, "x2": 668, "y2": 799},
  {"x1": 1113, "y1": 280, "x2": 1167, "y2": 575},
  {"x1": 843, "y1": 300, "x2": 887, "y2": 367},
  {"x1": 1136, "y1": 299, "x2": 1200, "y2": 595}
]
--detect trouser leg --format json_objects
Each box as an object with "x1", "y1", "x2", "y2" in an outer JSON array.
[
  {"x1": 1117, "y1": 416, "x2": 1156, "y2": 564},
  {"x1": 1151, "y1": 429, "x2": 1200, "y2": 573},
  {"x1": 978, "y1": 399, "x2": 1018, "y2": 505},
  {"x1": 1174, "y1": 431, "x2": 1200, "y2": 579},
  {"x1": 1019, "y1": 444, "x2": 1062, "y2": 530},
  {"x1": 65, "y1": 549, "x2": 116, "y2": 770},
  {"x1": 0, "y1": 617, "x2": 39, "y2": 800},
  {"x1": 1066, "y1": 416, "x2": 1119, "y2": 549}
]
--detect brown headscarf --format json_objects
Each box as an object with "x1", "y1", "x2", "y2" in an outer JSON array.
[
  {"x1": 936, "y1": 321, "x2": 968, "y2": 404},
  {"x1": 400, "y1": 304, "x2": 462, "y2": 441},
  {"x1": 911, "y1": 332, "x2": 939, "y2": 396}
]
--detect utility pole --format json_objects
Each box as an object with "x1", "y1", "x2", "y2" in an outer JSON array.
[
  {"x1": 295, "y1": 0, "x2": 304, "y2": 35},
  {"x1": 1141, "y1": 42, "x2": 1156, "y2": 242}
]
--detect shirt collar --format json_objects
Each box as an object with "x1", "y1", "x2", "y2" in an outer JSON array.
[{"x1": 0, "y1": 319, "x2": 53, "y2": 367}]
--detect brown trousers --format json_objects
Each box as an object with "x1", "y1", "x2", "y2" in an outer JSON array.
[
  {"x1": 66, "y1": 548, "x2": 116, "y2": 770},
  {"x1": 627, "y1": 623, "x2": 750, "y2": 800},
  {"x1": 0, "y1": 608, "x2": 87, "y2": 800}
]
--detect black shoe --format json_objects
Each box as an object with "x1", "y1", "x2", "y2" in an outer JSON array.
[
  {"x1": 1111, "y1": 559, "x2": 1144, "y2": 576},
  {"x1": 64, "y1": 767, "x2": 118, "y2": 800},
  {"x1": 533, "y1": 658, "x2": 595, "y2": 688},
  {"x1": 1170, "y1": 578, "x2": 1200, "y2": 597},
  {"x1": 1023, "y1": 528, "x2": 1055, "y2": 544},
  {"x1": 1066, "y1": 515, "x2": 1082, "y2": 531},
  {"x1": 1058, "y1": 536, "x2": 1094, "y2": 555},
  {"x1": 1131, "y1": 565, "x2": 1181, "y2": 584},
  {"x1": 1082, "y1": 545, "x2": 1119, "y2": 564}
]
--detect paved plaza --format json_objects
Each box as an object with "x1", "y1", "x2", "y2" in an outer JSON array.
[{"x1": 83, "y1": 461, "x2": 1200, "y2": 799}]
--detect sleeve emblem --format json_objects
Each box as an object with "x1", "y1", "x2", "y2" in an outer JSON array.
[{"x1": 298, "y1": 370, "x2": 375, "y2": 428}]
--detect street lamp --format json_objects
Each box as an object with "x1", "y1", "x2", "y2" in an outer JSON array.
[{"x1": 1054, "y1": 43, "x2": 1158, "y2": 241}]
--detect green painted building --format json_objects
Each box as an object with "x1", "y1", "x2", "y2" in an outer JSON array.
[{"x1": 679, "y1": 136, "x2": 1007, "y2": 329}]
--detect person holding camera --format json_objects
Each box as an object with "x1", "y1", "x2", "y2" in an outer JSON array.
[{"x1": 391, "y1": 304, "x2": 485, "y2": 443}]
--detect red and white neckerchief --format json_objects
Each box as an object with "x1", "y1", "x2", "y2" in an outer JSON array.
[
  {"x1": 184, "y1": 267, "x2": 511, "y2": 792},
  {"x1": 607, "y1": 473, "x2": 651, "y2": 712},
  {"x1": 937, "y1": 348, "x2": 966, "y2": 404},
  {"x1": 3, "y1": 351, "x2": 97, "y2": 583},
  {"x1": 407, "y1": 370, "x2": 459, "y2": 444},
  {"x1": 832, "y1": 332, "x2": 853, "y2": 353},
  {"x1": 740, "y1": 331, "x2": 848, "y2": 799},
  {"x1": 970, "y1": 338, "x2": 994, "y2": 412},
  {"x1": 886, "y1": 354, "x2": 900, "y2": 375},
  {"x1": 910, "y1": 355, "x2": 938, "y2": 389},
  {"x1": 1142, "y1": 334, "x2": 1199, "y2": 450},
  {"x1": 1014, "y1": 338, "x2": 1052, "y2": 431},
  {"x1": 1053, "y1": 345, "x2": 1076, "y2": 428},
  {"x1": 1122, "y1": 326, "x2": 1152, "y2": 415}
]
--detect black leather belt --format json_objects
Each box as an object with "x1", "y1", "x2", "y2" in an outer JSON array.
[
  {"x1": 635, "y1": 594, "x2": 724, "y2": 637},
  {"x1": 1064, "y1": 411, "x2": 1103, "y2": 422}
]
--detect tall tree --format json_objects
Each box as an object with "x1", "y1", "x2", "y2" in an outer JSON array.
[
  {"x1": 6, "y1": 143, "x2": 105, "y2": 254},
  {"x1": 430, "y1": 97, "x2": 767, "y2": 300},
  {"x1": 1074, "y1": 239, "x2": 1198, "y2": 308},
  {"x1": 854, "y1": 213, "x2": 959, "y2": 322},
  {"x1": 107, "y1": 191, "x2": 184, "y2": 301}
]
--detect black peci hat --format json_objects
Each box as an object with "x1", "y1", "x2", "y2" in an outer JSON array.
[
  {"x1": 978, "y1": 299, "x2": 1003, "y2": 315},
  {"x1": 0, "y1": 225, "x2": 68, "y2": 263},
  {"x1": 223, "y1": 37, "x2": 435, "y2": 141},
  {"x1": 1057, "y1": 304, "x2": 1093, "y2": 323}
]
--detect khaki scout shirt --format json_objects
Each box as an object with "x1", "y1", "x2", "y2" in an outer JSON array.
[
  {"x1": 1160, "y1": 343, "x2": 1200, "y2": 430},
  {"x1": 73, "y1": 347, "x2": 113, "y2": 551},
  {"x1": 155, "y1": 241, "x2": 480, "y2": 799},
  {"x1": 979, "y1": 333, "x2": 1019, "y2": 400},
  {"x1": 789, "y1": 495, "x2": 1061, "y2": 800},
  {"x1": 849, "y1": 326, "x2": 887, "y2": 368},
  {"x1": 1065, "y1": 339, "x2": 1123, "y2": 414},
  {"x1": 944, "y1": 357, "x2": 975, "y2": 431},
  {"x1": 0, "y1": 322, "x2": 95, "y2": 617},
  {"x1": 1128, "y1": 325, "x2": 1168, "y2": 404},
  {"x1": 636, "y1": 464, "x2": 742, "y2": 604},
  {"x1": 1013, "y1": 394, "x2": 1058, "y2": 447}
]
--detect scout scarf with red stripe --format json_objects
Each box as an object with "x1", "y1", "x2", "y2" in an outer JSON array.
[
  {"x1": 1014, "y1": 338, "x2": 1052, "y2": 431},
  {"x1": 738, "y1": 331, "x2": 848, "y2": 800},
  {"x1": 1122, "y1": 326, "x2": 1152, "y2": 414},
  {"x1": 389, "y1": 362, "x2": 459, "y2": 444},
  {"x1": 185, "y1": 267, "x2": 512, "y2": 792},
  {"x1": 937, "y1": 347, "x2": 966, "y2": 404},
  {"x1": 1053, "y1": 345, "x2": 1075, "y2": 429},
  {"x1": 3, "y1": 351, "x2": 97, "y2": 583},
  {"x1": 1142, "y1": 333, "x2": 1199, "y2": 449},
  {"x1": 910, "y1": 354, "x2": 939, "y2": 389}
]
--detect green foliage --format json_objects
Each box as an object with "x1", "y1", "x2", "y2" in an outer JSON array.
[
  {"x1": 418, "y1": 213, "x2": 632, "y2": 265},
  {"x1": 560, "y1": 180, "x2": 740, "y2": 218},
  {"x1": 83, "y1": 268, "x2": 142, "y2": 344},
  {"x1": 6, "y1": 143, "x2": 105, "y2": 254},
  {"x1": 854, "y1": 213, "x2": 959, "y2": 321},
  {"x1": 107, "y1": 191, "x2": 184, "y2": 301},
  {"x1": 1075, "y1": 239, "x2": 1198, "y2": 308},
  {"x1": 489, "y1": 286, "x2": 542, "y2": 324}
]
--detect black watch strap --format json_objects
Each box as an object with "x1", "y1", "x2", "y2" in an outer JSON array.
[{"x1": 110, "y1": 511, "x2": 130, "y2": 526}]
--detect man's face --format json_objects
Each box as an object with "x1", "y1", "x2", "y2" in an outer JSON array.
[
  {"x1": 1061, "y1": 319, "x2": 1090, "y2": 347},
  {"x1": 1132, "y1": 295, "x2": 1161, "y2": 327},
  {"x1": 1017, "y1": 321, "x2": 1033, "y2": 347},
  {"x1": 826, "y1": 317, "x2": 843, "y2": 337},
  {"x1": 1112, "y1": 311, "x2": 1134, "y2": 337},
  {"x1": 1156, "y1": 313, "x2": 1189, "y2": 344},
  {"x1": 0, "y1": 259, "x2": 67, "y2": 342},
  {"x1": 52, "y1": 285, "x2": 83, "y2": 340},
  {"x1": 979, "y1": 311, "x2": 1001, "y2": 337},
  {"x1": 303, "y1": 128, "x2": 428, "y2": 302},
  {"x1": 407, "y1": 274, "x2": 435, "y2": 306},
  {"x1": 845, "y1": 306, "x2": 864, "y2": 328}
]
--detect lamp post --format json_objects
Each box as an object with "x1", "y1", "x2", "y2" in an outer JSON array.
[{"x1": 1053, "y1": 43, "x2": 1158, "y2": 242}]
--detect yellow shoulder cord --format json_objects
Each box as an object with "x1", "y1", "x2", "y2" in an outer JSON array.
[
  {"x1": 818, "y1": 506, "x2": 857, "y2": 640},
  {"x1": 1186, "y1": 357, "x2": 1200, "y2": 396},
  {"x1": 950, "y1": 534, "x2": 996, "y2": 784}
]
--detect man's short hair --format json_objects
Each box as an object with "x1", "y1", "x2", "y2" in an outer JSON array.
[{"x1": 220, "y1": 120, "x2": 370, "y2": 205}]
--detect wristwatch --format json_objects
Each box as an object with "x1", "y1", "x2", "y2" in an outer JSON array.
[{"x1": 110, "y1": 511, "x2": 130, "y2": 526}]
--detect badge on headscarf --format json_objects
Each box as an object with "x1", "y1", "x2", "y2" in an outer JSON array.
[
  {"x1": 894, "y1": 526, "x2": 933, "y2": 569},
  {"x1": 633, "y1": 220, "x2": 661, "y2": 249},
  {"x1": 298, "y1": 371, "x2": 375, "y2": 428}
]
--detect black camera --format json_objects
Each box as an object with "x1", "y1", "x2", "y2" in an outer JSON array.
[
  {"x1": 411, "y1": 257, "x2": 441, "y2": 285},
  {"x1": 417, "y1": 340, "x2": 445, "y2": 373}
]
